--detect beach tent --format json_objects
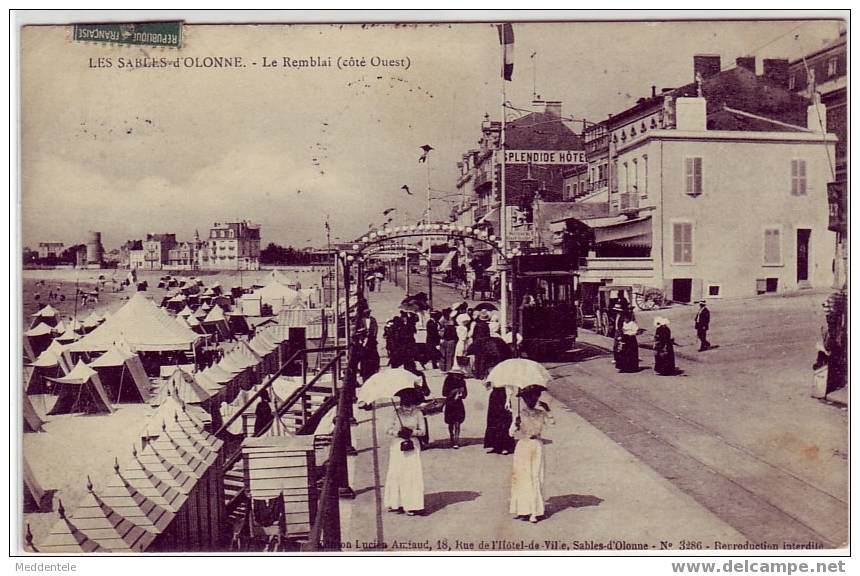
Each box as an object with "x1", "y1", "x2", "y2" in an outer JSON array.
[
  {"x1": 67, "y1": 294, "x2": 199, "y2": 354},
  {"x1": 28, "y1": 341, "x2": 70, "y2": 394},
  {"x1": 202, "y1": 305, "x2": 231, "y2": 340},
  {"x1": 31, "y1": 304, "x2": 59, "y2": 328},
  {"x1": 46, "y1": 361, "x2": 114, "y2": 415},
  {"x1": 156, "y1": 368, "x2": 213, "y2": 406},
  {"x1": 254, "y1": 282, "x2": 300, "y2": 314},
  {"x1": 177, "y1": 305, "x2": 194, "y2": 318},
  {"x1": 89, "y1": 345, "x2": 151, "y2": 403},
  {"x1": 23, "y1": 457, "x2": 53, "y2": 513},
  {"x1": 55, "y1": 327, "x2": 80, "y2": 345},
  {"x1": 25, "y1": 322, "x2": 54, "y2": 360},
  {"x1": 23, "y1": 392, "x2": 45, "y2": 433},
  {"x1": 81, "y1": 312, "x2": 104, "y2": 333},
  {"x1": 183, "y1": 312, "x2": 204, "y2": 334}
]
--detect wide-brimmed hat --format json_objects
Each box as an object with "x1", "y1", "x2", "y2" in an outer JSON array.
[
  {"x1": 653, "y1": 316, "x2": 670, "y2": 327},
  {"x1": 622, "y1": 320, "x2": 639, "y2": 336}
]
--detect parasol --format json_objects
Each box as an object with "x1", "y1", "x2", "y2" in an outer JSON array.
[
  {"x1": 473, "y1": 302, "x2": 498, "y2": 312},
  {"x1": 485, "y1": 358, "x2": 552, "y2": 389},
  {"x1": 356, "y1": 367, "x2": 421, "y2": 405}
]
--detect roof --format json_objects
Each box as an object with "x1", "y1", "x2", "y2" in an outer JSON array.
[
  {"x1": 88, "y1": 344, "x2": 133, "y2": 368},
  {"x1": 68, "y1": 294, "x2": 199, "y2": 353},
  {"x1": 25, "y1": 323, "x2": 53, "y2": 337},
  {"x1": 505, "y1": 111, "x2": 584, "y2": 150},
  {"x1": 32, "y1": 304, "x2": 58, "y2": 318}
]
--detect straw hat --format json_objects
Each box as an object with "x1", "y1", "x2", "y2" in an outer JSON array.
[{"x1": 653, "y1": 316, "x2": 670, "y2": 328}]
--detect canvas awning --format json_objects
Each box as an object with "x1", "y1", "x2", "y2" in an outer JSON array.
[
  {"x1": 438, "y1": 250, "x2": 459, "y2": 272},
  {"x1": 591, "y1": 215, "x2": 652, "y2": 246}
]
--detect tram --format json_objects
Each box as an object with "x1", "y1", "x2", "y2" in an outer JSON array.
[{"x1": 511, "y1": 253, "x2": 580, "y2": 359}]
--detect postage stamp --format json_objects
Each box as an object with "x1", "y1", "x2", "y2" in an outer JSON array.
[{"x1": 72, "y1": 21, "x2": 182, "y2": 48}]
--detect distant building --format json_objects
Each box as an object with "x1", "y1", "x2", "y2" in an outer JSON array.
[
  {"x1": 119, "y1": 239, "x2": 143, "y2": 268},
  {"x1": 37, "y1": 241, "x2": 64, "y2": 259},
  {"x1": 204, "y1": 221, "x2": 261, "y2": 270},
  {"x1": 167, "y1": 241, "x2": 196, "y2": 269},
  {"x1": 142, "y1": 233, "x2": 177, "y2": 270},
  {"x1": 128, "y1": 249, "x2": 146, "y2": 270}
]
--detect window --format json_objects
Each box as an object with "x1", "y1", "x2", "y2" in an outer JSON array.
[
  {"x1": 791, "y1": 159, "x2": 807, "y2": 196},
  {"x1": 672, "y1": 221, "x2": 693, "y2": 264},
  {"x1": 685, "y1": 157, "x2": 703, "y2": 196},
  {"x1": 763, "y1": 227, "x2": 783, "y2": 266},
  {"x1": 789, "y1": 73, "x2": 796, "y2": 90},
  {"x1": 633, "y1": 158, "x2": 639, "y2": 194},
  {"x1": 707, "y1": 284, "x2": 721, "y2": 297},
  {"x1": 623, "y1": 162, "x2": 629, "y2": 193},
  {"x1": 827, "y1": 57, "x2": 838, "y2": 77},
  {"x1": 642, "y1": 154, "x2": 649, "y2": 198}
]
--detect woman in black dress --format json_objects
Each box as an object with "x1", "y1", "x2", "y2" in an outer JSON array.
[
  {"x1": 483, "y1": 384, "x2": 515, "y2": 455},
  {"x1": 442, "y1": 368, "x2": 468, "y2": 449},
  {"x1": 653, "y1": 317, "x2": 676, "y2": 375}
]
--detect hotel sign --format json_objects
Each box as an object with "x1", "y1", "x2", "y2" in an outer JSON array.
[{"x1": 504, "y1": 149, "x2": 586, "y2": 165}]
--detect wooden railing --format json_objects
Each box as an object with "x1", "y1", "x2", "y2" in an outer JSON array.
[{"x1": 303, "y1": 313, "x2": 363, "y2": 551}]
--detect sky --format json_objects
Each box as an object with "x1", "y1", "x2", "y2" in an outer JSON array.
[{"x1": 20, "y1": 18, "x2": 843, "y2": 250}]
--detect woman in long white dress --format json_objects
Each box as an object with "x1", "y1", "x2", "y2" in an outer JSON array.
[
  {"x1": 453, "y1": 313, "x2": 471, "y2": 371},
  {"x1": 384, "y1": 389, "x2": 427, "y2": 515},
  {"x1": 509, "y1": 386, "x2": 554, "y2": 523}
]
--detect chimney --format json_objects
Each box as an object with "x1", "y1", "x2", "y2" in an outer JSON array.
[
  {"x1": 693, "y1": 54, "x2": 721, "y2": 81},
  {"x1": 735, "y1": 56, "x2": 755, "y2": 73},
  {"x1": 531, "y1": 99, "x2": 546, "y2": 114},
  {"x1": 544, "y1": 101, "x2": 562, "y2": 117},
  {"x1": 651, "y1": 85, "x2": 657, "y2": 98},
  {"x1": 763, "y1": 58, "x2": 790, "y2": 88}
]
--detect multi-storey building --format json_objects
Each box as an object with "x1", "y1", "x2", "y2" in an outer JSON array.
[
  {"x1": 558, "y1": 54, "x2": 837, "y2": 301},
  {"x1": 37, "y1": 241, "x2": 64, "y2": 259},
  {"x1": 789, "y1": 28, "x2": 847, "y2": 289},
  {"x1": 141, "y1": 233, "x2": 177, "y2": 270},
  {"x1": 167, "y1": 241, "x2": 196, "y2": 269},
  {"x1": 205, "y1": 221, "x2": 261, "y2": 270}
]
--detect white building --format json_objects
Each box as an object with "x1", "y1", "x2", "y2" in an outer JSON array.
[
  {"x1": 579, "y1": 96, "x2": 837, "y2": 301},
  {"x1": 205, "y1": 221, "x2": 261, "y2": 271},
  {"x1": 128, "y1": 249, "x2": 145, "y2": 270}
]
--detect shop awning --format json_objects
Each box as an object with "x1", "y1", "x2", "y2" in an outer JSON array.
[
  {"x1": 591, "y1": 215, "x2": 652, "y2": 246},
  {"x1": 438, "y1": 250, "x2": 458, "y2": 272}
]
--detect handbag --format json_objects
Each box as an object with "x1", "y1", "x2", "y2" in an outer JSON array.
[{"x1": 400, "y1": 438, "x2": 415, "y2": 452}]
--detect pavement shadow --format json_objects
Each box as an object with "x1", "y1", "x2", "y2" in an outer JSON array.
[
  {"x1": 423, "y1": 490, "x2": 481, "y2": 516},
  {"x1": 425, "y1": 436, "x2": 485, "y2": 450},
  {"x1": 543, "y1": 493, "x2": 603, "y2": 519}
]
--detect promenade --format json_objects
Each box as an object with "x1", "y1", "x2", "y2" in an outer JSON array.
[{"x1": 340, "y1": 280, "x2": 747, "y2": 552}]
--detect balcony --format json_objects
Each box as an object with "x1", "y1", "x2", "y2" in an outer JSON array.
[
  {"x1": 619, "y1": 192, "x2": 640, "y2": 211},
  {"x1": 473, "y1": 169, "x2": 493, "y2": 190}
]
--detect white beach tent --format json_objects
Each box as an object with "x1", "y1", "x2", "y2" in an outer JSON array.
[
  {"x1": 46, "y1": 360, "x2": 114, "y2": 415},
  {"x1": 89, "y1": 344, "x2": 151, "y2": 403},
  {"x1": 67, "y1": 294, "x2": 199, "y2": 354}
]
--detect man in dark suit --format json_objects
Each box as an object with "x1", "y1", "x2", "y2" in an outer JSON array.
[{"x1": 694, "y1": 301, "x2": 711, "y2": 351}]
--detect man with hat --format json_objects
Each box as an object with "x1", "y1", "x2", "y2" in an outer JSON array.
[{"x1": 694, "y1": 300, "x2": 711, "y2": 351}]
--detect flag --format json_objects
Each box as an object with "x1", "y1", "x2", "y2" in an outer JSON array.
[
  {"x1": 418, "y1": 144, "x2": 434, "y2": 163},
  {"x1": 497, "y1": 23, "x2": 514, "y2": 81}
]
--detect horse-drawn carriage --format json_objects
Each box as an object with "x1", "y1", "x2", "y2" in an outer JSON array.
[{"x1": 588, "y1": 284, "x2": 665, "y2": 337}]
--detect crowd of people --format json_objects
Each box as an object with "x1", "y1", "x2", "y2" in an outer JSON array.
[{"x1": 367, "y1": 300, "x2": 557, "y2": 523}]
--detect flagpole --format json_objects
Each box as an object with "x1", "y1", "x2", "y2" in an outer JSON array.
[
  {"x1": 499, "y1": 32, "x2": 510, "y2": 342},
  {"x1": 425, "y1": 153, "x2": 433, "y2": 309}
]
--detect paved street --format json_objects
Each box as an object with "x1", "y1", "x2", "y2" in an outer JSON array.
[{"x1": 341, "y1": 276, "x2": 848, "y2": 550}]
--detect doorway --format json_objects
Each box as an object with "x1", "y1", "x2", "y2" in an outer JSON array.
[
  {"x1": 672, "y1": 278, "x2": 692, "y2": 303},
  {"x1": 797, "y1": 229, "x2": 811, "y2": 283}
]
